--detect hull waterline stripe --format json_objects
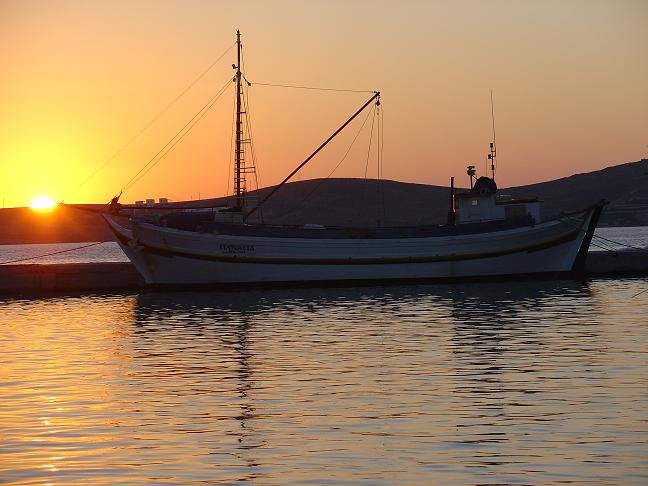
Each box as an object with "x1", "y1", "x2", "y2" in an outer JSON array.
[{"x1": 114, "y1": 226, "x2": 584, "y2": 265}]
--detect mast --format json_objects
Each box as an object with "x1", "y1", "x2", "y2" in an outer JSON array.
[{"x1": 234, "y1": 30, "x2": 243, "y2": 208}]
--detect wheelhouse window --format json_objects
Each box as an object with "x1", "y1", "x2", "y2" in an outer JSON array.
[{"x1": 505, "y1": 204, "x2": 526, "y2": 219}]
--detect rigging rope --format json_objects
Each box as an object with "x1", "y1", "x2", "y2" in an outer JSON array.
[
  {"x1": 357, "y1": 106, "x2": 377, "y2": 221},
  {"x1": 251, "y1": 82, "x2": 376, "y2": 94},
  {"x1": 245, "y1": 86, "x2": 261, "y2": 190},
  {"x1": 363, "y1": 107, "x2": 377, "y2": 180},
  {"x1": 225, "y1": 88, "x2": 236, "y2": 198},
  {"x1": 0, "y1": 242, "x2": 108, "y2": 265},
  {"x1": 241, "y1": 80, "x2": 264, "y2": 223},
  {"x1": 119, "y1": 77, "x2": 232, "y2": 195},
  {"x1": 65, "y1": 43, "x2": 236, "y2": 201},
  {"x1": 377, "y1": 102, "x2": 385, "y2": 224},
  {"x1": 277, "y1": 105, "x2": 376, "y2": 220},
  {"x1": 244, "y1": 92, "x2": 381, "y2": 221}
]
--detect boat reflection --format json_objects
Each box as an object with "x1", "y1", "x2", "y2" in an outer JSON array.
[
  {"x1": 130, "y1": 280, "x2": 596, "y2": 480},
  {"x1": 133, "y1": 279, "x2": 593, "y2": 321}
]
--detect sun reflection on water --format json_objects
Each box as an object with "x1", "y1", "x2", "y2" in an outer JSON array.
[{"x1": 1, "y1": 280, "x2": 647, "y2": 484}]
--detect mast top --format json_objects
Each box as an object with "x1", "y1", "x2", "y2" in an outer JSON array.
[{"x1": 488, "y1": 89, "x2": 497, "y2": 181}]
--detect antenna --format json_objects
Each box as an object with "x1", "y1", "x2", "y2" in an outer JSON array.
[{"x1": 487, "y1": 89, "x2": 497, "y2": 181}]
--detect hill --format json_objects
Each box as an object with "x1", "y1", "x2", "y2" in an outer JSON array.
[
  {"x1": 1, "y1": 159, "x2": 647, "y2": 244},
  {"x1": 505, "y1": 159, "x2": 648, "y2": 226},
  {"x1": 0, "y1": 205, "x2": 114, "y2": 244}
]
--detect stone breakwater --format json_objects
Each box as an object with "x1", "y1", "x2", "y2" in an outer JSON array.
[{"x1": 0, "y1": 250, "x2": 646, "y2": 295}]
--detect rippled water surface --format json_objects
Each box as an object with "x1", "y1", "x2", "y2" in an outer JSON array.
[{"x1": 2, "y1": 280, "x2": 647, "y2": 484}]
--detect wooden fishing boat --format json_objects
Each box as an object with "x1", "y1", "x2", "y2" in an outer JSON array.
[{"x1": 104, "y1": 31, "x2": 604, "y2": 286}]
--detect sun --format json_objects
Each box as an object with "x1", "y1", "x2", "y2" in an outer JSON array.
[{"x1": 30, "y1": 195, "x2": 56, "y2": 211}]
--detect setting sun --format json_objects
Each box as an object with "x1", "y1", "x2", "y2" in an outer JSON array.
[{"x1": 29, "y1": 195, "x2": 56, "y2": 211}]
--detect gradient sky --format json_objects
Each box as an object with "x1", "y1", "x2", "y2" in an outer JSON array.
[{"x1": 1, "y1": 0, "x2": 646, "y2": 207}]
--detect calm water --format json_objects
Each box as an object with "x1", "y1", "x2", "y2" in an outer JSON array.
[
  {"x1": 1, "y1": 227, "x2": 647, "y2": 265},
  {"x1": 1, "y1": 279, "x2": 647, "y2": 484}
]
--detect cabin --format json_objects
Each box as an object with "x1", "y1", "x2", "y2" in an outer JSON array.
[{"x1": 455, "y1": 176, "x2": 540, "y2": 225}]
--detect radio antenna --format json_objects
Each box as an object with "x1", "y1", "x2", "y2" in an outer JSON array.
[{"x1": 488, "y1": 89, "x2": 497, "y2": 181}]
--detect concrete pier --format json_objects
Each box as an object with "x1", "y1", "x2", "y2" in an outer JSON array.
[
  {"x1": 0, "y1": 250, "x2": 645, "y2": 295},
  {"x1": 585, "y1": 249, "x2": 648, "y2": 276},
  {"x1": 0, "y1": 262, "x2": 143, "y2": 294}
]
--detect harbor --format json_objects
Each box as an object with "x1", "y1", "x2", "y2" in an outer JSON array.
[{"x1": 3, "y1": 2, "x2": 648, "y2": 484}]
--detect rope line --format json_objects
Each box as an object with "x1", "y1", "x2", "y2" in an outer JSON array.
[
  {"x1": 591, "y1": 233, "x2": 646, "y2": 251},
  {"x1": 225, "y1": 87, "x2": 235, "y2": 198},
  {"x1": 251, "y1": 82, "x2": 375, "y2": 94},
  {"x1": 632, "y1": 287, "x2": 648, "y2": 298},
  {"x1": 278, "y1": 105, "x2": 376, "y2": 221},
  {"x1": 377, "y1": 102, "x2": 385, "y2": 223},
  {"x1": 65, "y1": 43, "x2": 236, "y2": 200},
  {"x1": 242, "y1": 81, "x2": 264, "y2": 223},
  {"x1": 0, "y1": 242, "x2": 108, "y2": 265},
  {"x1": 363, "y1": 107, "x2": 377, "y2": 180},
  {"x1": 589, "y1": 239, "x2": 619, "y2": 253},
  {"x1": 559, "y1": 215, "x2": 648, "y2": 297},
  {"x1": 357, "y1": 105, "x2": 377, "y2": 221},
  {"x1": 120, "y1": 78, "x2": 232, "y2": 194},
  {"x1": 559, "y1": 216, "x2": 647, "y2": 252}
]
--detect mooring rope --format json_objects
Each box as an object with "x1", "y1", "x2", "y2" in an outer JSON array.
[
  {"x1": 558, "y1": 216, "x2": 647, "y2": 252},
  {"x1": 557, "y1": 216, "x2": 648, "y2": 298},
  {"x1": 632, "y1": 287, "x2": 648, "y2": 298},
  {"x1": 0, "y1": 242, "x2": 108, "y2": 266},
  {"x1": 591, "y1": 233, "x2": 646, "y2": 252}
]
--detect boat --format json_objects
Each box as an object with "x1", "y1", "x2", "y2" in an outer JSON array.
[{"x1": 103, "y1": 31, "x2": 605, "y2": 286}]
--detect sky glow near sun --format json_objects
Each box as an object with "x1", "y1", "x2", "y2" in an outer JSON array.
[{"x1": 0, "y1": 0, "x2": 647, "y2": 208}]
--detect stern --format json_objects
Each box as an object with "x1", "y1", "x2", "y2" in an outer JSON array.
[{"x1": 570, "y1": 200, "x2": 607, "y2": 277}]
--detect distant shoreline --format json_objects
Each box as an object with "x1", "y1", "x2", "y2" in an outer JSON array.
[{"x1": 2, "y1": 159, "x2": 647, "y2": 244}]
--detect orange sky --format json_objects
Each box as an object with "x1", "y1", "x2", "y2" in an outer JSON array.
[{"x1": 1, "y1": 0, "x2": 647, "y2": 207}]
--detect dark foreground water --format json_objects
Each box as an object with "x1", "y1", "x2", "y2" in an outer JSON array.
[{"x1": 1, "y1": 279, "x2": 647, "y2": 484}]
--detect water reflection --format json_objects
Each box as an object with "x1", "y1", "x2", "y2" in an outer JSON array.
[
  {"x1": 133, "y1": 279, "x2": 593, "y2": 320},
  {"x1": 444, "y1": 284, "x2": 589, "y2": 460},
  {"x1": 130, "y1": 281, "x2": 602, "y2": 481},
  {"x1": 1, "y1": 279, "x2": 646, "y2": 484}
]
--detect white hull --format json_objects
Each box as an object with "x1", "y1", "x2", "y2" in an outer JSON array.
[{"x1": 104, "y1": 204, "x2": 602, "y2": 285}]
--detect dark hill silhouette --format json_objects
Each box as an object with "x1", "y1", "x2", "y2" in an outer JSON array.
[
  {"x1": 250, "y1": 178, "x2": 451, "y2": 227},
  {"x1": 1, "y1": 159, "x2": 647, "y2": 244},
  {"x1": 504, "y1": 159, "x2": 648, "y2": 225},
  {"x1": 0, "y1": 204, "x2": 113, "y2": 245}
]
